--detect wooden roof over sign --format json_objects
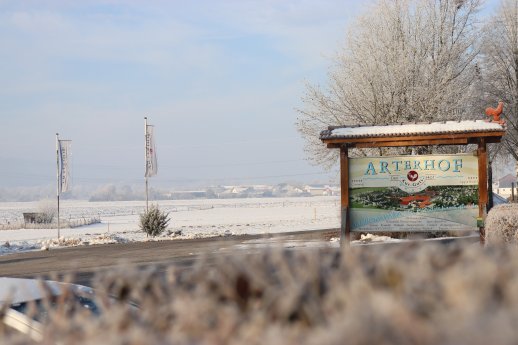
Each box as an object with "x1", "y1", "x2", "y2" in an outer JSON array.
[{"x1": 321, "y1": 120, "x2": 505, "y2": 149}]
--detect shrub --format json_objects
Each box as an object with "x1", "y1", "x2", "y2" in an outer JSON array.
[
  {"x1": 139, "y1": 205, "x2": 170, "y2": 237},
  {"x1": 486, "y1": 204, "x2": 518, "y2": 245},
  {"x1": 37, "y1": 199, "x2": 57, "y2": 223},
  {"x1": 7, "y1": 243, "x2": 518, "y2": 345}
]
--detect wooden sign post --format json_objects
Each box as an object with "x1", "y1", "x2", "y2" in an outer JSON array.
[
  {"x1": 321, "y1": 118, "x2": 505, "y2": 246},
  {"x1": 340, "y1": 146, "x2": 350, "y2": 245},
  {"x1": 477, "y1": 139, "x2": 488, "y2": 244}
]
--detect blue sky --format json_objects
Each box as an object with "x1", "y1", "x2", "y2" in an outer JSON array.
[{"x1": 0, "y1": 0, "x2": 501, "y2": 189}]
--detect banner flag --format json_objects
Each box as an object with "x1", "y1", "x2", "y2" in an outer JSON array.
[
  {"x1": 58, "y1": 140, "x2": 72, "y2": 193},
  {"x1": 145, "y1": 125, "x2": 158, "y2": 177}
]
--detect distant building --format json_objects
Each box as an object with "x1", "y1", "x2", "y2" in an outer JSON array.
[
  {"x1": 272, "y1": 184, "x2": 305, "y2": 197},
  {"x1": 169, "y1": 191, "x2": 207, "y2": 200},
  {"x1": 163, "y1": 184, "x2": 338, "y2": 200},
  {"x1": 303, "y1": 185, "x2": 334, "y2": 196},
  {"x1": 399, "y1": 195, "x2": 432, "y2": 208},
  {"x1": 495, "y1": 173, "x2": 517, "y2": 198},
  {"x1": 219, "y1": 186, "x2": 249, "y2": 198}
]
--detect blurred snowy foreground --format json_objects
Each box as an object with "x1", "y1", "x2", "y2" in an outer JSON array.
[{"x1": 0, "y1": 197, "x2": 350, "y2": 256}]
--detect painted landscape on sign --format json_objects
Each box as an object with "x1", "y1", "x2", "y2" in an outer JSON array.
[
  {"x1": 351, "y1": 185, "x2": 478, "y2": 211},
  {"x1": 349, "y1": 154, "x2": 480, "y2": 232}
]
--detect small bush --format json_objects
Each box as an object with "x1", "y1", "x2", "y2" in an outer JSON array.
[
  {"x1": 139, "y1": 205, "x2": 170, "y2": 237},
  {"x1": 37, "y1": 199, "x2": 57, "y2": 223},
  {"x1": 7, "y1": 243, "x2": 518, "y2": 344},
  {"x1": 486, "y1": 204, "x2": 518, "y2": 245}
]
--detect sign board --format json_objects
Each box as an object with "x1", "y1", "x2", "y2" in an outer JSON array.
[{"x1": 349, "y1": 154, "x2": 479, "y2": 232}]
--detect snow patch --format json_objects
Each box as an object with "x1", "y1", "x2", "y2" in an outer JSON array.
[
  {"x1": 327, "y1": 120, "x2": 504, "y2": 139},
  {"x1": 352, "y1": 233, "x2": 404, "y2": 244},
  {"x1": 0, "y1": 197, "x2": 342, "y2": 256}
]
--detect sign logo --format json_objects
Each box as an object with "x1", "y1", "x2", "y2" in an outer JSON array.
[{"x1": 407, "y1": 170, "x2": 418, "y2": 182}]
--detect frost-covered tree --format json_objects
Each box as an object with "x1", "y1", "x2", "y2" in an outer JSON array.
[
  {"x1": 139, "y1": 204, "x2": 170, "y2": 237},
  {"x1": 480, "y1": 0, "x2": 518, "y2": 161},
  {"x1": 37, "y1": 199, "x2": 57, "y2": 223},
  {"x1": 297, "y1": 0, "x2": 482, "y2": 168}
]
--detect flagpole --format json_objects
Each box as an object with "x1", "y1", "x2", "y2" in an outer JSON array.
[
  {"x1": 56, "y1": 133, "x2": 60, "y2": 240},
  {"x1": 145, "y1": 117, "x2": 149, "y2": 212}
]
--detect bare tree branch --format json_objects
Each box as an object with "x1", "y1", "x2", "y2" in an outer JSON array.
[{"x1": 296, "y1": 0, "x2": 482, "y2": 167}]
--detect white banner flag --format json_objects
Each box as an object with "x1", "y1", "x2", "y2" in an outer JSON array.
[
  {"x1": 145, "y1": 125, "x2": 158, "y2": 177},
  {"x1": 58, "y1": 140, "x2": 72, "y2": 193}
]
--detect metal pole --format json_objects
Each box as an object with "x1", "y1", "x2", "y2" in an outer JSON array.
[
  {"x1": 145, "y1": 117, "x2": 149, "y2": 212},
  {"x1": 145, "y1": 178, "x2": 149, "y2": 212},
  {"x1": 56, "y1": 133, "x2": 60, "y2": 240}
]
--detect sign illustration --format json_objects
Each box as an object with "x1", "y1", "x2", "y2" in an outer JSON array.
[{"x1": 349, "y1": 154, "x2": 479, "y2": 232}]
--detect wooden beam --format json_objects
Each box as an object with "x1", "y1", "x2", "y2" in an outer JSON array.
[
  {"x1": 468, "y1": 137, "x2": 502, "y2": 144},
  {"x1": 326, "y1": 137, "x2": 501, "y2": 149},
  {"x1": 353, "y1": 138, "x2": 468, "y2": 148},
  {"x1": 327, "y1": 143, "x2": 341, "y2": 149},
  {"x1": 323, "y1": 131, "x2": 505, "y2": 146},
  {"x1": 340, "y1": 146, "x2": 350, "y2": 246},
  {"x1": 477, "y1": 139, "x2": 488, "y2": 245}
]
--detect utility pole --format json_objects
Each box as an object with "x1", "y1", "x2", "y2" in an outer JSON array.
[{"x1": 145, "y1": 117, "x2": 149, "y2": 212}]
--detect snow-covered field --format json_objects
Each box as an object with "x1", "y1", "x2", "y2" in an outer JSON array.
[{"x1": 0, "y1": 197, "x2": 342, "y2": 255}]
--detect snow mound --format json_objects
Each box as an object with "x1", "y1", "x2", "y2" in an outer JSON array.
[
  {"x1": 352, "y1": 233, "x2": 402, "y2": 244},
  {"x1": 0, "y1": 241, "x2": 38, "y2": 255}
]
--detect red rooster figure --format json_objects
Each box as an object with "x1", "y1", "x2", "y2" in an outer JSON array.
[
  {"x1": 407, "y1": 171, "x2": 418, "y2": 182},
  {"x1": 485, "y1": 101, "x2": 504, "y2": 124}
]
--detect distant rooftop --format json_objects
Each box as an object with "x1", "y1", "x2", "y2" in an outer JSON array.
[
  {"x1": 498, "y1": 173, "x2": 517, "y2": 188},
  {"x1": 321, "y1": 120, "x2": 505, "y2": 140}
]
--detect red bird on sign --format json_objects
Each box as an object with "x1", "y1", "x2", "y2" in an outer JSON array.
[{"x1": 485, "y1": 101, "x2": 504, "y2": 124}]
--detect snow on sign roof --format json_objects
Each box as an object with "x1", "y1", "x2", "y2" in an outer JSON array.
[{"x1": 320, "y1": 120, "x2": 505, "y2": 140}]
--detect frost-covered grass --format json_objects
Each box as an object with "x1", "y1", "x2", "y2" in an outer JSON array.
[
  {"x1": 0, "y1": 198, "x2": 340, "y2": 226},
  {"x1": 0, "y1": 197, "x2": 341, "y2": 256},
  {"x1": 0, "y1": 217, "x2": 101, "y2": 231},
  {"x1": 486, "y1": 204, "x2": 518, "y2": 245},
  {"x1": 2, "y1": 242, "x2": 518, "y2": 344}
]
